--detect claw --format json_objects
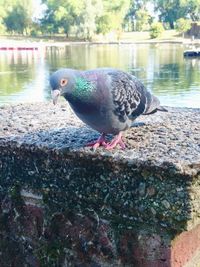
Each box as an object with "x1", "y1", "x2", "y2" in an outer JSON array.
[
  {"x1": 86, "y1": 133, "x2": 107, "y2": 149},
  {"x1": 86, "y1": 132, "x2": 126, "y2": 150},
  {"x1": 105, "y1": 132, "x2": 126, "y2": 150}
]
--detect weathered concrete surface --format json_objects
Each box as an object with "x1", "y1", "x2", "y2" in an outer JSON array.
[{"x1": 0, "y1": 102, "x2": 200, "y2": 267}]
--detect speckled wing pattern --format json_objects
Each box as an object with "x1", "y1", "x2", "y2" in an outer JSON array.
[{"x1": 109, "y1": 70, "x2": 148, "y2": 123}]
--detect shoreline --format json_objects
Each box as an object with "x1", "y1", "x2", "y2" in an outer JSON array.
[{"x1": 0, "y1": 35, "x2": 200, "y2": 47}]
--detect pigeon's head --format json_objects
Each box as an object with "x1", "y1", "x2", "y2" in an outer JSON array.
[{"x1": 50, "y1": 68, "x2": 78, "y2": 105}]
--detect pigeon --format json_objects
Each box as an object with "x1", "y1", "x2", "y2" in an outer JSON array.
[{"x1": 50, "y1": 68, "x2": 167, "y2": 150}]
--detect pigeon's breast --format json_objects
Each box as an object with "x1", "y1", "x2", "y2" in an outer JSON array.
[
  {"x1": 68, "y1": 101, "x2": 129, "y2": 134},
  {"x1": 65, "y1": 74, "x2": 131, "y2": 134}
]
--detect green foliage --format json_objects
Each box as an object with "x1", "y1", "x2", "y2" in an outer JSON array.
[
  {"x1": 41, "y1": 0, "x2": 130, "y2": 39},
  {"x1": 154, "y1": 0, "x2": 200, "y2": 29},
  {"x1": 180, "y1": 0, "x2": 200, "y2": 21},
  {"x1": 154, "y1": 0, "x2": 187, "y2": 29},
  {"x1": 96, "y1": 15, "x2": 111, "y2": 35},
  {"x1": 103, "y1": 0, "x2": 131, "y2": 31},
  {"x1": 41, "y1": 0, "x2": 102, "y2": 39},
  {"x1": 0, "y1": 0, "x2": 200, "y2": 38},
  {"x1": 4, "y1": 6, "x2": 28, "y2": 34},
  {"x1": 0, "y1": 19, "x2": 6, "y2": 34},
  {"x1": 150, "y1": 22, "x2": 164, "y2": 39},
  {"x1": 78, "y1": 0, "x2": 103, "y2": 40},
  {"x1": 176, "y1": 18, "x2": 191, "y2": 34},
  {"x1": 135, "y1": 8, "x2": 151, "y2": 31},
  {"x1": 1, "y1": 0, "x2": 33, "y2": 35},
  {"x1": 125, "y1": 0, "x2": 150, "y2": 31}
]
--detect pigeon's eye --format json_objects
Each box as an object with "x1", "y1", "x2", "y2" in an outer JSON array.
[{"x1": 60, "y1": 79, "x2": 68, "y2": 87}]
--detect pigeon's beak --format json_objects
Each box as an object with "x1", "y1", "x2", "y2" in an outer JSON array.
[{"x1": 51, "y1": 89, "x2": 61, "y2": 105}]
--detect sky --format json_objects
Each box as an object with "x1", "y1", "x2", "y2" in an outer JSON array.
[{"x1": 32, "y1": 0, "x2": 47, "y2": 21}]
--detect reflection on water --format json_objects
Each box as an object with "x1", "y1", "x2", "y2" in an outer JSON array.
[
  {"x1": 0, "y1": 50, "x2": 49, "y2": 104},
  {"x1": 0, "y1": 44, "x2": 199, "y2": 107}
]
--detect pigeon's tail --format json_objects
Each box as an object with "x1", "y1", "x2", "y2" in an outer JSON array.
[
  {"x1": 143, "y1": 105, "x2": 168, "y2": 115},
  {"x1": 157, "y1": 106, "x2": 168, "y2": 112},
  {"x1": 143, "y1": 95, "x2": 168, "y2": 115}
]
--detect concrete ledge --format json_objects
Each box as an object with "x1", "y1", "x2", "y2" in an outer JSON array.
[{"x1": 0, "y1": 102, "x2": 200, "y2": 267}]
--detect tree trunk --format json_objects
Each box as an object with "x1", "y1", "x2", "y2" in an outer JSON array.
[{"x1": 169, "y1": 20, "x2": 174, "y2": 29}]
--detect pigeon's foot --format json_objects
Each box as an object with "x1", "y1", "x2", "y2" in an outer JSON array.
[
  {"x1": 86, "y1": 133, "x2": 107, "y2": 149},
  {"x1": 105, "y1": 132, "x2": 126, "y2": 150}
]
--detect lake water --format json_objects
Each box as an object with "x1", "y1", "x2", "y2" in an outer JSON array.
[{"x1": 0, "y1": 43, "x2": 200, "y2": 108}]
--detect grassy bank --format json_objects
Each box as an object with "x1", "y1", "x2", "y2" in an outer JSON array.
[{"x1": 0, "y1": 30, "x2": 199, "y2": 45}]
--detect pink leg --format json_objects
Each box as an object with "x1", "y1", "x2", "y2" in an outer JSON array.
[
  {"x1": 105, "y1": 132, "x2": 126, "y2": 150},
  {"x1": 86, "y1": 133, "x2": 107, "y2": 149}
]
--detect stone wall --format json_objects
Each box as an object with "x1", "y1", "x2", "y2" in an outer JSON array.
[{"x1": 0, "y1": 103, "x2": 200, "y2": 267}]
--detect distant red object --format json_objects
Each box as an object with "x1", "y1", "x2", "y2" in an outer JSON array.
[{"x1": 0, "y1": 47, "x2": 38, "y2": 51}]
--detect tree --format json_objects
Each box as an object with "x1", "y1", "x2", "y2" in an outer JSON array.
[
  {"x1": 135, "y1": 8, "x2": 151, "y2": 31},
  {"x1": 41, "y1": 0, "x2": 130, "y2": 39},
  {"x1": 180, "y1": 0, "x2": 200, "y2": 21},
  {"x1": 97, "y1": 0, "x2": 130, "y2": 34},
  {"x1": 41, "y1": 0, "x2": 83, "y2": 35},
  {"x1": 150, "y1": 21, "x2": 164, "y2": 38},
  {"x1": 40, "y1": 9, "x2": 58, "y2": 35},
  {"x1": 124, "y1": 0, "x2": 149, "y2": 31},
  {"x1": 78, "y1": 0, "x2": 103, "y2": 40},
  {"x1": 96, "y1": 15, "x2": 112, "y2": 35},
  {"x1": 4, "y1": 4, "x2": 32, "y2": 34},
  {"x1": 41, "y1": 0, "x2": 99, "y2": 39},
  {"x1": 0, "y1": 0, "x2": 200, "y2": 37},
  {"x1": 2, "y1": 0, "x2": 34, "y2": 35},
  {"x1": 176, "y1": 18, "x2": 191, "y2": 36},
  {"x1": 54, "y1": 6, "x2": 73, "y2": 36},
  {"x1": 0, "y1": 20, "x2": 6, "y2": 34},
  {"x1": 154, "y1": 0, "x2": 187, "y2": 29},
  {"x1": 0, "y1": 6, "x2": 6, "y2": 33}
]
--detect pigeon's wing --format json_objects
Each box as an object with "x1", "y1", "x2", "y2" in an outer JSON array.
[{"x1": 108, "y1": 70, "x2": 154, "y2": 123}]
